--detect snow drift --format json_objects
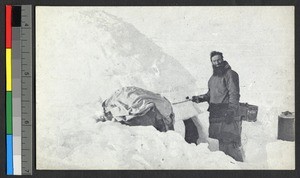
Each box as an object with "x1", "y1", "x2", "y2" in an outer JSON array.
[{"x1": 36, "y1": 8, "x2": 220, "y2": 169}]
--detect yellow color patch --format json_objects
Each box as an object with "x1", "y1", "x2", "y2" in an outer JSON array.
[{"x1": 6, "y1": 49, "x2": 12, "y2": 91}]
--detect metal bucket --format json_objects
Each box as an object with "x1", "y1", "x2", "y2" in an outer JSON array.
[{"x1": 277, "y1": 111, "x2": 295, "y2": 141}]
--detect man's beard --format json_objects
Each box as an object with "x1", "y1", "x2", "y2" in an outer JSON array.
[{"x1": 212, "y1": 62, "x2": 226, "y2": 76}]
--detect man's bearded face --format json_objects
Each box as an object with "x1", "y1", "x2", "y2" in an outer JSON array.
[
  {"x1": 211, "y1": 55, "x2": 223, "y2": 67},
  {"x1": 211, "y1": 55, "x2": 225, "y2": 76}
]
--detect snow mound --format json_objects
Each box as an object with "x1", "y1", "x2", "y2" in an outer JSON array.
[
  {"x1": 38, "y1": 121, "x2": 240, "y2": 169},
  {"x1": 36, "y1": 8, "x2": 208, "y2": 169},
  {"x1": 37, "y1": 8, "x2": 198, "y2": 104}
]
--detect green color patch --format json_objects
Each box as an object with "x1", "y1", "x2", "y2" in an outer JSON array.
[{"x1": 6, "y1": 92, "x2": 12, "y2": 134}]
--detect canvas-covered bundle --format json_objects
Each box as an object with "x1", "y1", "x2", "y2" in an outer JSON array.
[{"x1": 102, "y1": 86, "x2": 175, "y2": 132}]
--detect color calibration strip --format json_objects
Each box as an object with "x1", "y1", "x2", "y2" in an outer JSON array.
[
  {"x1": 6, "y1": 5, "x2": 13, "y2": 175},
  {"x1": 6, "y1": 5, "x2": 33, "y2": 175}
]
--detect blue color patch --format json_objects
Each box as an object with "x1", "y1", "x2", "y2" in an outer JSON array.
[{"x1": 6, "y1": 135, "x2": 13, "y2": 175}]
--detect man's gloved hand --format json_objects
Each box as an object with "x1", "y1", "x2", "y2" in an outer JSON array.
[
  {"x1": 224, "y1": 109, "x2": 235, "y2": 124},
  {"x1": 191, "y1": 96, "x2": 198, "y2": 103},
  {"x1": 192, "y1": 95, "x2": 206, "y2": 103}
]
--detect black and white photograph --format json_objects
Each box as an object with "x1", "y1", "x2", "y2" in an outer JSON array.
[{"x1": 36, "y1": 6, "x2": 294, "y2": 170}]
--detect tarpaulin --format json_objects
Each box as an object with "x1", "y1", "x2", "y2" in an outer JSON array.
[{"x1": 102, "y1": 86, "x2": 174, "y2": 130}]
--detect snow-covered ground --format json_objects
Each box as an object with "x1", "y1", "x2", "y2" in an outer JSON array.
[{"x1": 36, "y1": 7, "x2": 294, "y2": 169}]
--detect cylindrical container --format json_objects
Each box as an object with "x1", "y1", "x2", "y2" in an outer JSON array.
[{"x1": 277, "y1": 111, "x2": 295, "y2": 141}]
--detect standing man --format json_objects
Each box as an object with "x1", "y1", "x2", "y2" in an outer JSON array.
[{"x1": 192, "y1": 51, "x2": 243, "y2": 162}]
